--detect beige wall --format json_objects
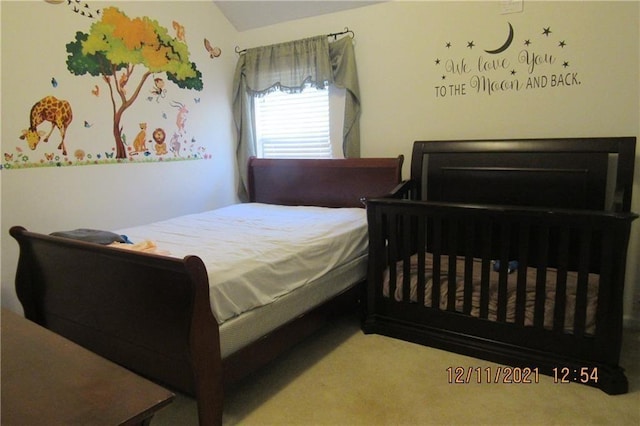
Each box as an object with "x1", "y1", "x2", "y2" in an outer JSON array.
[{"x1": 2, "y1": 1, "x2": 639, "y2": 325}]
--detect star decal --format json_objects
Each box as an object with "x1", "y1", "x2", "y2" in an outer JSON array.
[
  {"x1": 524, "y1": 39, "x2": 532, "y2": 46},
  {"x1": 558, "y1": 40, "x2": 566, "y2": 48},
  {"x1": 435, "y1": 59, "x2": 441, "y2": 65},
  {"x1": 542, "y1": 27, "x2": 552, "y2": 36},
  {"x1": 511, "y1": 70, "x2": 517, "y2": 75},
  {"x1": 445, "y1": 42, "x2": 451, "y2": 48},
  {"x1": 467, "y1": 41, "x2": 475, "y2": 49},
  {"x1": 563, "y1": 61, "x2": 569, "y2": 68},
  {"x1": 441, "y1": 75, "x2": 446, "y2": 80}
]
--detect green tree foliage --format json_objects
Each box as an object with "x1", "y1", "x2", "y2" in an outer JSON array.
[{"x1": 66, "y1": 7, "x2": 203, "y2": 158}]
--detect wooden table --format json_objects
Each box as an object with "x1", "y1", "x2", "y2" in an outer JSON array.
[{"x1": 1, "y1": 309, "x2": 174, "y2": 425}]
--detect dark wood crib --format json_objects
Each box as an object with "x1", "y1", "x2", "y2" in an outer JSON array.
[{"x1": 362, "y1": 137, "x2": 637, "y2": 394}]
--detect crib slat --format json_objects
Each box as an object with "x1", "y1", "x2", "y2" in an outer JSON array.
[
  {"x1": 431, "y1": 216, "x2": 442, "y2": 309},
  {"x1": 463, "y1": 219, "x2": 475, "y2": 315},
  {"x1": 479, "y1": 220, "x2": 492, "y2": 319},
  {"x1": 387, "y1": 212, "x2": 398, "y2": 302},
  {"x1": 447, "y1": 218, "x2": 459, "y2": 312},
  {"x1": 574, "y1": 229, "x2": 592, "y2": 335},
  {"x1": 553, "y1": 226, "x2": 570, "y2": 333},
  {"x1": 534, "y1": 225, "x2": 549, "y2": 329},
  {"x1": 515, "y1": 222, "x2": 530, "y2": 326},
  {"x1": 402, "y1": 213, "x2": 412, "y2": 302},
  {"x1": 496, "y1": 221, "x2": 511, "y2": 322},
  {"x1": 417, "y1": 217, "x2": 426, "y2": 307},
  {"x1": 595, "y1": 227, "x2": 613, "y2": 338}
]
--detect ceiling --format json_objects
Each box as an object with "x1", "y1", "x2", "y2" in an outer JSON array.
[{"x1": 214, "y1": 1, "x2": 384, "y2": 32}]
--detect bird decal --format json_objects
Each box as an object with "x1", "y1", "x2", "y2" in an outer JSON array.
[{"x1": 204, "y1": 38, "x2": 222, "y2": 59}]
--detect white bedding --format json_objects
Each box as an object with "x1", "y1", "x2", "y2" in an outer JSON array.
[{"x1": 116, "y1": 203, "x2": 368, "y2": 324}]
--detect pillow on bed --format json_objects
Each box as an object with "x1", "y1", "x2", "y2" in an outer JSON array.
[{"x1": 50, "y1": 228, "x2": 129, "y2": 245}]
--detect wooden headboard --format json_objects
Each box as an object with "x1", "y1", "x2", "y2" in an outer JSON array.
[
  {"x1": 411, "y1": 137, "x2": 636, "y2": 212},
  {"x1": 248, "y1": 156, "x2": 404, "y2": 208}
]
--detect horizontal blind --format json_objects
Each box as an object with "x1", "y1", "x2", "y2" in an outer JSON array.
[{"x1": 255, "y1": 85, "x2": 331, "y2": 159}]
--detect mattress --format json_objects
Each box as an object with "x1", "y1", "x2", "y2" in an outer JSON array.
[
  {"x1": 383, "y1": 253, "x2": 599, "y2": 334},
  {"x1": 219, "y1": 253, "x2": 366, "y2": 358},
  {"x1": 117, "y1": 203, "x2": 368, "y2": 324}
]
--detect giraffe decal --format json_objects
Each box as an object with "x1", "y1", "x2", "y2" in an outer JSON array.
[{"x1": 20, "y1": 96, "x2": 73, "y2": 156}]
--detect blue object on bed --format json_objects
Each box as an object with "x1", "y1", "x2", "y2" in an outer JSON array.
[{"x1": 49, "y1": 228, "x2": 127, "y2": 245}]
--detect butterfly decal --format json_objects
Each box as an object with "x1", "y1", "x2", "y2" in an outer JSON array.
[{"x1": 173, "y1": 21, "x2": 186, "y2": 42}]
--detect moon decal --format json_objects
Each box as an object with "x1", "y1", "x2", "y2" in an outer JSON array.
[{"x1": 484, "y1": 23, "x2": 514, "y2": 54}]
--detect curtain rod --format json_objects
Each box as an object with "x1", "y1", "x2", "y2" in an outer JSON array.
[{"x1": 234, "y1": 27, "x2": 354, "y2": 55}]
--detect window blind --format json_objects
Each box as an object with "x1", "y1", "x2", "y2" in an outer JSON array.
[{"x1": 255, "y1": 85, "x2": 331, "y2": 159}]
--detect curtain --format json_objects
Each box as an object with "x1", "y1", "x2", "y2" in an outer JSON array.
[{"x1": 232, "y1": 35, "x2": 360, "y2": 200}]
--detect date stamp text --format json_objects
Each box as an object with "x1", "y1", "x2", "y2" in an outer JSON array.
[{"x1": 446, "y1": 366, "x2": 540, "y2": 384}]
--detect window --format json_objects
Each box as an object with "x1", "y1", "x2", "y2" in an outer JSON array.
[{"x1": 254, "y1": 83, "x2": 345, "y2": 159}]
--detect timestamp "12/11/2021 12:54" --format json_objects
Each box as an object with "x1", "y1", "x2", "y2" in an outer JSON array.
[{"x1": 446, "y1": 366, "x2": 599, "y2": 385}]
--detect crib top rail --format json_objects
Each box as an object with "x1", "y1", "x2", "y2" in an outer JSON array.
[
  {"x1": 410, "y1": 137, "x2": 636, "y2": 213},
  {"x1": 367, "y1": 197, "x2": 639, "y2": 221}
]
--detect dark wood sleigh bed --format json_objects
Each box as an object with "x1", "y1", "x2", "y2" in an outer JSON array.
[
  {"x1": 363, "y1": 137, "x2": 637, "y2": 395},
  {"x1": 9, "y1": 156, "x2": 403, "y2": 426}
]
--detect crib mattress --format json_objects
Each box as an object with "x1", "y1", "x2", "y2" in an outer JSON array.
[
  {"x1": 117, "y1": 203, "x2": 368, "y2": 324},
  {"x1": 383, "y1": 253, "x2": 599, "y2": 334}
]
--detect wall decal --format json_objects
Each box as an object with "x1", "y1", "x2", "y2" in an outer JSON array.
[
  {"x1": 66, "y1": 7, "x2": 203, "y2": 159},
  {"x1": 19, "y1": 96, "x2": 73, "y2": 156},
  {"x1": 47, "y1": 0, "x2": 101, "y2": 20},
  {"x1": 484, "y1": 23, "x2": 514, "y2": 54},
  {"x1": 204, "y1": 38, "x2": 222, "y2": 59},
  {"x1": 434, "y1": 23, "x2": 580, "y2": 98},
  {"x1": 173, "y1": 20, "x2": 186, "y2": 42},
  {"x1": 5, "y1": 5, "x2": 213, "y2": 169}
]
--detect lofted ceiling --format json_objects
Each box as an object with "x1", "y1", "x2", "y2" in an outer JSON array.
[{"x1": 214, "y1": 1, "x2": 384, "y2": 31}]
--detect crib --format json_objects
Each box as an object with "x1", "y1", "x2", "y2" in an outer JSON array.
[{"x1": 362, "y1": 137, "x2": 637, "y2": 394}]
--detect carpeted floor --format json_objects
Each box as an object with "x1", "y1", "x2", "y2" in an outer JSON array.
[{"x1": 153, "y1": 314, "x2": 640, "y2": 425}]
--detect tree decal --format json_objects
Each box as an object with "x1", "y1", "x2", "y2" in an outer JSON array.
[{"x1": 66, "y1": 7, "x2": 203, "y2": 159}]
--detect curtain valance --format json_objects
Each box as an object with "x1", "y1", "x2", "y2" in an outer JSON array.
[{"x1": 241, "y1": 35, "x2": 332, "y2": 95}]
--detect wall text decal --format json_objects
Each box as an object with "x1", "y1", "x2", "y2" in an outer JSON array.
[{"x1": 434, "y1": 23, "x2": 580, "y2": 98}]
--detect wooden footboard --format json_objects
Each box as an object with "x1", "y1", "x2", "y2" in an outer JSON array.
[
  {"x1": 363, "y1": 198, "x2": 637, "y2": 394},
  {"x1": 10, "y1": 226, "x2": 224, "y2": 424}
]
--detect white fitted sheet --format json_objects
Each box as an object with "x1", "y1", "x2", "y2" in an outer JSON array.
[
  {"x1": 116, "y1": 203, "x2": 368, "y2": 324},
  {"x1": 219, "y1": 253, "x2": 366, "y2": 358}
]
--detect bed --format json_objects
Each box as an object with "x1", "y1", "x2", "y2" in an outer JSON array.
[
  {"x1": 9, "y1": 156, "x2": 403, "y2": 426},
  {"x1": 362, "y1": 137, "x2": 637, "y2": 395}
]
